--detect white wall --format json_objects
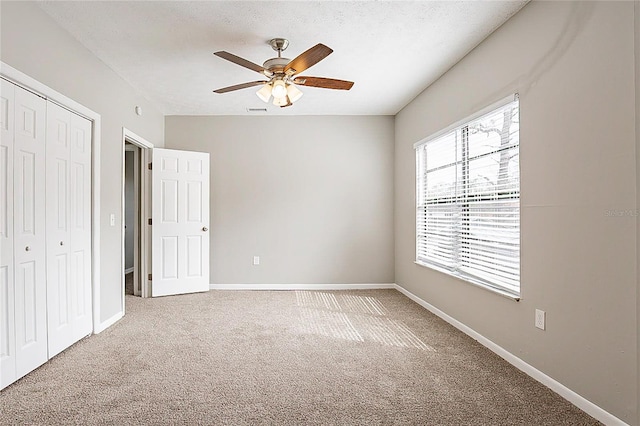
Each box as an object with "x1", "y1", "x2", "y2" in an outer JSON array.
[
  {"x1": 165, "y1": 115, "x2": 394, "y2": 285},
  {"x1": 395, "y1": 1, "x2": 636, "y2": 424},
  {"x1": 0, "y1": 2, "x2": 165, "y2": 323}
]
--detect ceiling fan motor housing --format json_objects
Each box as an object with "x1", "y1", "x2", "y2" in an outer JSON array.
[{"x1": 263, "y1": 57, "x2": 290, "y2": 73}]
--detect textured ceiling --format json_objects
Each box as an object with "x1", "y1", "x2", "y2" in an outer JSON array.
[{"x1": 38, "y1": 1, "x2": 528, "y2": 116}]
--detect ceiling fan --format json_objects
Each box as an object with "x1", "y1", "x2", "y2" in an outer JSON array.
[{"x1": 213, "y1": 38, "x2": 354, "y2": 108}]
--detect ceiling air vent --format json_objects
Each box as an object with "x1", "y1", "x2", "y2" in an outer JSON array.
[{"x1": 246, "y1": 108, "x2": 267, "y2": 113}]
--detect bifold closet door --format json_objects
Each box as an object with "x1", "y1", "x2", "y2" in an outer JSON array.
[
  {"x1": 0, "y1": 79, "x2": 16, "y2": 388},
  {"x1": 0, "y1": 81, "x2": 39, "y2": 390},
  {"x1": 0, "y1": 78, "x2": 93, "y2": 390},
  {"x1": 68, "y1": 107, "x2": 92, "y2": 343},
  {"x1": 11, "y1": 83, "x2": 48, "y2": 381},
  {"x1": 46, "y1": 102, "x2": 92, "y2": 358}
]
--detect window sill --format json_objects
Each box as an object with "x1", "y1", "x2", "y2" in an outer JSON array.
[{"x1": 414, "y1": 261, "x2": 520, "y2": 301}]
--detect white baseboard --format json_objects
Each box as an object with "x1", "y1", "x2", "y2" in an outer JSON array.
[
  {"x1": 93, "y1": 311, "x2": 123, "y2": 334},
  {"x1": 124, "y1": 267, "x2": 134, "y2": 274},
  {"x1": 210, "y1": 283, "x2": 396, "y2": 291},
  {"x1": 393, "y1": 284, "x2": 629, "y2": 426}
]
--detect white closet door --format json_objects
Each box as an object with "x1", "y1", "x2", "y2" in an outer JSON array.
[
  {"x1": 46, "y1": 102, "x2": 93, "y2": 358},
  {"x1": 69, "y1": 112, "x2": 92, "y2": 341},
  {"x1": 0, "y1": 77, "x2": 93, "y2": 390},
  {"x1": 0, "y1": 79, "x2": 16, "y2": 388},
  {"x1": 13, "y1": 85, "x2": 47, "y2": 379},
  {"x1": 45, "y1": 102, "x2": 73, "y2": 357}
]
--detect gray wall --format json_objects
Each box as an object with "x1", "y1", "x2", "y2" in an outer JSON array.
[
  {"x1": 124, "y1": 151, "x2": 134, "y2": 270},
  {"x1": 0, "y1": 2, "x2": 165, "y2": 323},
  {"x1": 395, "y1": 1, "x2": 636, "y2": 423},
  {"x1": 165, "y1": 116, "x2": 394, "y2": 285}
]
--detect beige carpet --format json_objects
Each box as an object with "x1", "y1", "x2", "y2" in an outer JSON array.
[{"x1": 1, "y1": 289, "x2": 599, "y2": 425}]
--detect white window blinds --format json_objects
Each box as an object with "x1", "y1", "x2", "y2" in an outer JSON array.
[{"x1": 415, "y1": 96, "x2": 520, "y2": 297}]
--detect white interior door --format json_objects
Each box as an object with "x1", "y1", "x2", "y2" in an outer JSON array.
[
  {"x1": 0, "y1": 79, "x2": 16, "y2": 388},
  {"x1": 151, "y1": 148, "x2": 209, "y2": 297},
  {"x1": 13, "y1": 84, "x2": 48, "y2": 379}
]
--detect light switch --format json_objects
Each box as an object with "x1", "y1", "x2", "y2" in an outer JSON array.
[
  {"x1": 110, "y1": 214, "x2": 115, "y2": 227},
  {"x1": 535, "y1": 309, "x2": 546, "y2": 330}
]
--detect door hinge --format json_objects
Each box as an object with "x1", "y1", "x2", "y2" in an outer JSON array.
[
  {"x1": 148, "y1": 218, "x2": 152, "y2": 225},
  {"x1": 148, "y1": 274, "x2": 152, "y2": 281},
  {"x1": 148, "y1": 162, "x2": 152, "y2": 170}
]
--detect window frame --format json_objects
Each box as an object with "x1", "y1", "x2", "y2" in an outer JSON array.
[{"x1": 414, "y1": 94, "x2": 520, "y2": 300}]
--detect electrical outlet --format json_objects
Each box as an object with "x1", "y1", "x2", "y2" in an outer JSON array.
[
  {"x1": 253, "y1": 256, "x2": 260, "y2": 265},
  {"x1": 535, "y1": 309, "x2": 546, "y2": 330}
]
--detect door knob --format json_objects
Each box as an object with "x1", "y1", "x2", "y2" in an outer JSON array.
[
  {"x1": 202, "y1": 227, "x2": 208, "y2": 232},
  {"x1": 25, "y1": 246, "x2": 31, "y2": 251},
  {"x1": 60, "y1": 241, "x2": 64, "y2": 246}
]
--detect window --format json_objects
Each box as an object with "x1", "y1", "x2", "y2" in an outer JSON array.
[{"x1": 415, "y1": 95, "x2": 520, "y2": 297}]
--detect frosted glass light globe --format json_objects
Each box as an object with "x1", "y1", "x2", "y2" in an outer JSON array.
[{"x1": 271, "y1": 80, "x2": 287, "y2": 98}]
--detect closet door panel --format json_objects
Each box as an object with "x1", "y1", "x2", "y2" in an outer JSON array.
[
  {"x1": 69, "y1": 113, "x2": 92, "y2": 340},
  {"x1": 46, "y1": 102, "x2": 73, "y2": 358},
  {"x1": 13, "y1": 86, "x2": 47, "y2": 378},
  {"x1": 0, "y1": 80, "x2": 16, "y2": 388},
  {"x1": 0, "y1": 77, "x2": 94, "y2": 390}
]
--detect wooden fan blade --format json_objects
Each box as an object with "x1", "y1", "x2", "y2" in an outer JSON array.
[
  {"x1": 284, "y1": 44, "x2": 333, "y2": 75},
  {"x1": 293, "y1": 77, "x2": 354, "y2": 90},
  {"x1": 214, "y1": 51, "x2": 269, "y2": 74},
  {"x1": 213, "y1": 80, "x2": 267, "y2": 94}
]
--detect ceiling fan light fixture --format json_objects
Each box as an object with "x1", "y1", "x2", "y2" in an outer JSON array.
[
  {"x1": 271, "y1": 79, "x2": 287, "y2": 99},
  {"x1": 286, "y1": 84, "x2": 303, "y2": 103},
  {"x1": 213, "y1": 39, "x2": 354, "y2": 108},
  {"x1": 256, "y1": 83, "x2": 272, "y2": 102}
]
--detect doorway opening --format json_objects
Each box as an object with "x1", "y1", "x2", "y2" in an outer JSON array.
[
  {"x1": 121, "y1": 132, "x2": 210, "y2": 302},
  {"x1": 121, "y1": 129, "x2": 153, "y2": 307},
  {"x1": 124, "y1": 143, "x2": 140, "y2": 296}
]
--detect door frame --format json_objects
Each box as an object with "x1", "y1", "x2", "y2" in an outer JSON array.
[
  {"x1": 0, "y1": 61, "x2": 103, "y2": 333},
  {"x1": 121, "y1": 128, "x2": 153, "y2": 304}
]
